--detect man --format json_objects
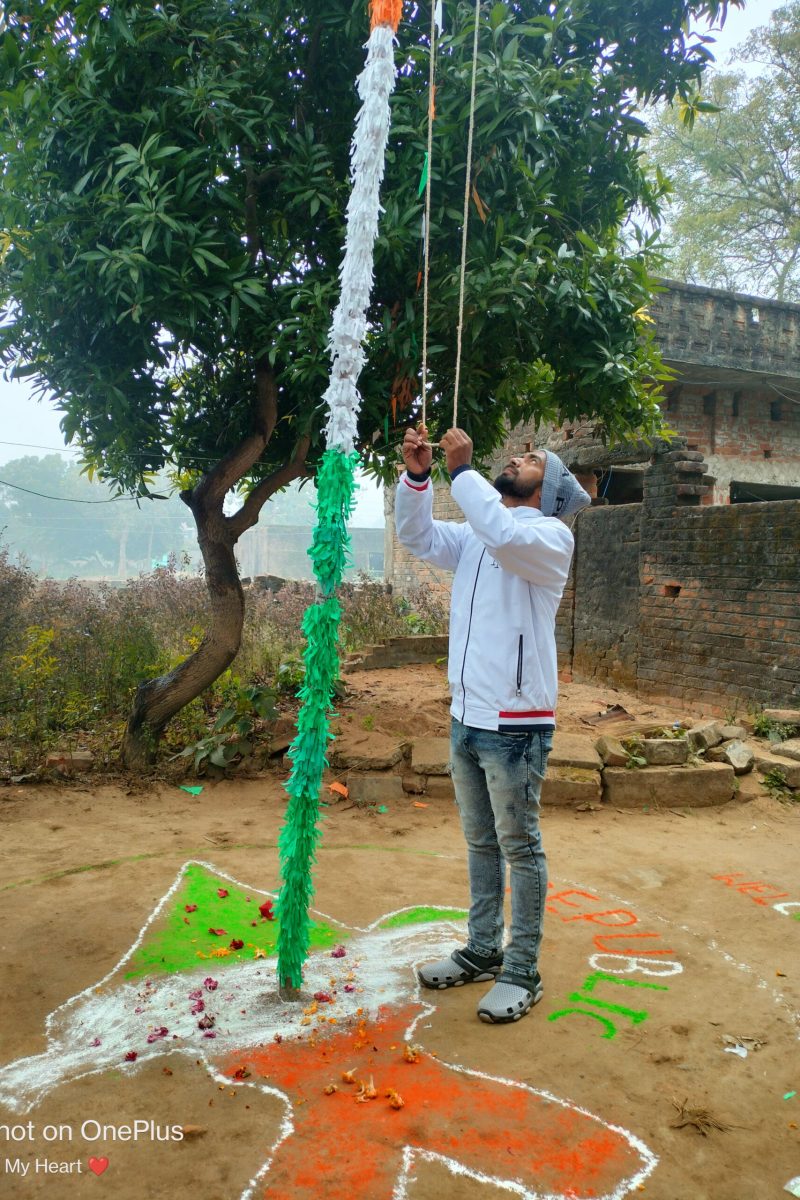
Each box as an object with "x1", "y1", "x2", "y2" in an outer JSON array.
[{"x1": 395, "y1": 425, "x2": 590, "y2": 1024}]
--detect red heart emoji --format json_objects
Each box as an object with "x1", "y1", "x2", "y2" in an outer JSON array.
[{"x1": 88, "y1": 1157, "x2": 109, "y2": 1176}]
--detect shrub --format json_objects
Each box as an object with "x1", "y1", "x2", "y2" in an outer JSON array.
[{"x1": 0, "y1": 553, "x2": 447, "y2": 771}]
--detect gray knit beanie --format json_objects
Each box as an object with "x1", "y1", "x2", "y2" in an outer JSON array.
[{"x1": 540, "y1": 452, "x2": 591, "y2": 518}]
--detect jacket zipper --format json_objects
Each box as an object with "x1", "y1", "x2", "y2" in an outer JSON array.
[
  {"x1": 516, "y1": 634, "x2": 523, "y2": 697},
  {"x1": 460, "y1": 549, "x2": 486, "y2": 722}
]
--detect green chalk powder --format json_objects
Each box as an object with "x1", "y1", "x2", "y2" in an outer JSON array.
[
  {"x1": 379, "y1": 907, "x2": 468, "y2": 930},
  {"x1": 125, "y1": 863, "x2": 343, "y2": 979}
]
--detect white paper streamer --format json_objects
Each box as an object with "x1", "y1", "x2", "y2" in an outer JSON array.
[{"x1": 322, "y1": 22, "x2": 397, "y2": 454}]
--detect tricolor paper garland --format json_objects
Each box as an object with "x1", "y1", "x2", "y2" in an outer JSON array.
[{"x1": 276, "y1": 1, "x2": 403, "y2": 990}]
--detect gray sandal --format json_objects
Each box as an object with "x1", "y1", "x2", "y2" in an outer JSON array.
[
  {"x1": 418, "y1": 947, "x2": 503, "y2": 990},
  {"x1": 477, "y1": 972, "x2": 543, "y2": 1024}
]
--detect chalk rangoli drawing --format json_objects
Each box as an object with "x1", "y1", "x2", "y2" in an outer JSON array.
[
  {"x1": 555, "y1": 875, "x2": 800, "y2": 1037},
  {"x1": 0, "y1": 860, "x2": 658, "y2": 1199}
]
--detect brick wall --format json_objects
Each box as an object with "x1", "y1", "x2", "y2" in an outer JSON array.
[
  {"x1": 570, "y1": 505, "x2": 641, "y2": 691},
  {"x1": 650, "y1": 279, "x2": 800, "y2": 378},
  {"x1": 660, "y1": 385, "x2": 800, "y2": 504},
  {"x1": 635, "y1": 444, "x2": 800, "y2": 711}
]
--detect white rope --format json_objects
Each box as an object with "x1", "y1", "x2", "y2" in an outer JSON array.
[
  {"x1": 451, "y1": 0, "x2": 481, "y2": 429},
  {"x1": 419, "y1": 0, "x2": 437, "y2": 430}
]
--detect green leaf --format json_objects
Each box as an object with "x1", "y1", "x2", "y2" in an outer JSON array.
[{"x1": 214, "y1": 706, "x2": 237, "y2": 731}]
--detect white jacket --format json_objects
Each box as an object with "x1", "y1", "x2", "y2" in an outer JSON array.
[{"x1": 395, "y1": 467, "x2": 574, "y2": 731}]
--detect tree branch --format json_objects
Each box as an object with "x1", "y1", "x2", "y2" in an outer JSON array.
[
  {"x1": 227, "y1": 434, "x2": 312, "y2": 540},
  {"x1": 193, "y1": 362, "x2": 279, "y2": 510}
]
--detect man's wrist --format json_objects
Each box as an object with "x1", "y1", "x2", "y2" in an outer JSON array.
[
  {"x1": 406, "y1": 466, "x2": 432, "y2": 483},
  {"x1": 450, "y1": 464, "x2": 473, "y2": 481}
]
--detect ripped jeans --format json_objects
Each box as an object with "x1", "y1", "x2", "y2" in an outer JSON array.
[{"x1": 450, "y1": 719, "x2": 553, "y2": 981}]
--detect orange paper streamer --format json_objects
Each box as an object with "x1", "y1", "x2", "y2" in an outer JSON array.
[{"x1": 370, "y1": 0, "x2": 403, "y2": 30}]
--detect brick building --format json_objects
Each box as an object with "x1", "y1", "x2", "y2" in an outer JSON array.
[{"x1": 536, "y1": 279, "x2": 800, "y2": 507}]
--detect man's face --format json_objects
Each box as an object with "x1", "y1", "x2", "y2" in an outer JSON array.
[{"x1": 493, "y1": 450, "x2": 546, "y2": 501}]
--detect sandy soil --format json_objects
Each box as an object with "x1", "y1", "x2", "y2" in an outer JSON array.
[{"x1": 0, "y1": 665, "x2": 798, "y2": 1200}]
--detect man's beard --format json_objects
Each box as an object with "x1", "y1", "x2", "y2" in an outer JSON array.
[{"x1": 493, "y1": 471, "x2": 540, "y2": 500}]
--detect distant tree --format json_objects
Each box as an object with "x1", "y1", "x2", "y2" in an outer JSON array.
[
  {"x1": 0, "y1": 455, "x2": 191, "y2": 577},
  {"x1": 647, "y1": 2, "x2": 800, "y2": 300},
  {"x1": 0, "y1": 0, "x2": 737, "y2": 764}
]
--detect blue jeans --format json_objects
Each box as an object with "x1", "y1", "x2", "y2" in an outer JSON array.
[{"x1": 450, "y1": 719, "x2": 552, "y2": 981}]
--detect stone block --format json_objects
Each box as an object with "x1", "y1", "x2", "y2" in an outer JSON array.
[
  {"x1": 721, "y1": 740, "x2": 755, "y2": 775},
  {"x1": 345, "y1": 773, "x2": 404, "y2": 804},
  {"x1": 45, "y1": 750, "x2": 94, "y2": 773},
  {"x1": 265, "y1": 717, "x2": 296, "y2": 756},
  {"x1": 755, "y1": 751, "x2": 800, "y2": 789},
  {"x1": 329, "y1": 732, "x2": 406, "y2": 771},
  {"x1": 602, "y1": 762, "x2": 735, "y2": 809},
  {"x1": 401, "y1": 772, "x2": 426, "y2": 795},
  {"x1": 411, "y1": 737, "x2": 451, "y2": 775},
  {"x1": 719, "y1": 724, "x2": 747, "y2": 741},
  {"x1": 771, "y1": 738, "x2": 800, "y2": 763},
  {"x1": 641, "y1": 738, "x2": 689, "y2": 766},
  {"x1": 542, "y1": 766, "x2": 602, "y2": 807},
  {"x1": 549, "y1": 732, "x2": 602, "y2": 770},
  {"x1": 686, "y1": 721, "x2": 724, "y2": 751},
  {"x1": 421, "y1": 775, "x2": 455, "y2": 800},
  {"x1": 763, "y1": 709, "x2": 800, "y2": 730},
  {"x1": 594, "y1": 736, "x2": 628, "y2": 767}
]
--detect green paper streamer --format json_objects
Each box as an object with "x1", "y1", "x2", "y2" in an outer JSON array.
[
  {"x1": 417, "y1": 151, "x2": 429, "y2": 197},
  {"x1": 276, "y1": 448, "x2": 359, "y2": 989}
]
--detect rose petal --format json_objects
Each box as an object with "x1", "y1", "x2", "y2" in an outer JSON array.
[
  {"x1": 331, "y1": 945, "x2": 347, "y2": 959},
  {"x1": 217, "y1": 888, "x2": 229, "y2": 899},
  {"x1": 185, "y1": 904, "x2": 198, "y2": 913},
  {"x1": 124, "y1": 1051, "x2": 138, "y2": 1062},
  {"x1": 203, "y1": 977, "x2": 218, "y2": 991},
  {"x1": 208, "y1": 928, "x2": 227, "y2": 936},
  {"x1": 229, "y1": 938, "x2": 244, "y2": 950}
]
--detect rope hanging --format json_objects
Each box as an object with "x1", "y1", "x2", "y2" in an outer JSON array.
[
  {"x1": 419, "y1": 1, "x2": 438, "y2": 431},
  {"x1": 419, "y1": 0, "x2": 482, "y2": 433},
  {"x1": 451, "y1": 0, "x2": 481, "y2": 429}
]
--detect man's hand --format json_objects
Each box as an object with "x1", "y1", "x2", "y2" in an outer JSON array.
[
  {"x1": 440, "y1": 427, "x2": 473, "y2": 475},
  {"x1": 401, "y1": 426, "x2": 433, "y2": 476}
]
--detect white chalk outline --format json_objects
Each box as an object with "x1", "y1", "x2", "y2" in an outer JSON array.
[{"x1": 0, "y1": 860, "x2": 658, "y2": 1200}]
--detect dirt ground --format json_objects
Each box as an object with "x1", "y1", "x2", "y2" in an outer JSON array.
[{"x1": 0, "y1": 664, "x2": 798, "y2": 1200}]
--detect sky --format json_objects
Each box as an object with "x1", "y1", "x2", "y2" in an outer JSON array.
[{"x1": 0, "y1": 0, "x2": 781, "y2": 517}]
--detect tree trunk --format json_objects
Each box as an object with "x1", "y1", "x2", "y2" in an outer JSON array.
[
  {"x1": 121, "y1": 503, "x2": 244, "y2": 769},
  {"x1": 119, "y1": 362, "x2": 310, "y2": 769}
]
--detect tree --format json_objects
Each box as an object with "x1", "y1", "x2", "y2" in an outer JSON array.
[
  {"x1": 0, "y1": 0, "x2": 736, "y2": 765},
  {"x1": 646, "y1": 2, "x2": 800, "y2": 300}
]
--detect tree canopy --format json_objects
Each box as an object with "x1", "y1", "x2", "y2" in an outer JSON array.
[
  {"x1": 0, "y1": 0, "x2": 738, "y2": 761},
  {"x1": 647, "y1": 1, "x2": 800, "y2": 301},
  {"x1": 1, "y1": 0, "x2": 738, "y2": 486}
]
